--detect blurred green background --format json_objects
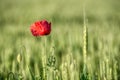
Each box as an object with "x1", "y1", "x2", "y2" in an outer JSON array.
[
  {"x1": 0, "y1": 0, "x2": 120, "y2": 79},
  {"x1": 0, "y1": 0, "x2": 120, "y2": 25}
]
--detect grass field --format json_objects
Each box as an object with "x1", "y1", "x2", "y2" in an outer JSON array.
[{"x1": 0, "y1": 0, "x2": 120, "y2": 80}]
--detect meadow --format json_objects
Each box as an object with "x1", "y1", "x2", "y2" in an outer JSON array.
[{"x1": 0, "y1": 0, "x2": 120, "y2": 80}]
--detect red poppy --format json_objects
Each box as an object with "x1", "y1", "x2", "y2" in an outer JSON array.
[{"x1": 30, "y1": 20, "x2": 51, "y2": 36}]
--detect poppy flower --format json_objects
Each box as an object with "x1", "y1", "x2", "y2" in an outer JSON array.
[{"x1": 30, "y1": 20, "x2": 51, "y2": 36}]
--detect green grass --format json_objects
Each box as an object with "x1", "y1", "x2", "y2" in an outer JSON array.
[{"x1": 0, "y1": 0, "x2": 120, "y2": 80}]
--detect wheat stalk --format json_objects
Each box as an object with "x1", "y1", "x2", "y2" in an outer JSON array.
[{"x1": 83, "y1": 4, "x2": 88, "y2": 67}]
